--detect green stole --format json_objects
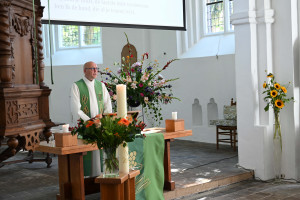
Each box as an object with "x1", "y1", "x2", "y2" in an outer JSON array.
[{"x1": 75, "y1": 79, "x2": 104, "y2": 176}]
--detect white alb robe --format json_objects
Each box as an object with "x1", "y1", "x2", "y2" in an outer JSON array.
[{"x1": 70, "y1": 76, "x2": 112, "y2": 176}]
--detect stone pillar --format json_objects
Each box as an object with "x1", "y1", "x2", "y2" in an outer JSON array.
[
  {"x1": 232, "y1": 0, "x2": 272, "y2": 180},
  {"x1": 271, "y1": 0, "x2": 299, "y2": 180},
  {"x1": 232, "y1": 0, "x2": 300, "y2": 180}
]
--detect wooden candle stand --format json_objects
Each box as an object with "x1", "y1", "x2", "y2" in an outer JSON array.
[
  {"x1": 54, "y1": 133, "x2": 77, "y2": 147},
  {"x1": 95, "y1": 170, "x2": 140, "y2": 200},
  {"x1": 165, "y1": 119, "x2": 185, "y2": 132}
]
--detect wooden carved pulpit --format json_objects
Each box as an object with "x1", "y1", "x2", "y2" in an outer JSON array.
[{"x1": 0, "y1": 0, "x2": 54, "y2": 166}]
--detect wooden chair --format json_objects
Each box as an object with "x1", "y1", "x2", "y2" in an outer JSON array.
[
  {"x1": 216, "y1": 125, "x2": 237, "y2": 151},
  {"x1": 210, "y1": 98, "x2": 238, "y2": 151}
]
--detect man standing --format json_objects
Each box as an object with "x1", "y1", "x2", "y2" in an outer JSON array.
[{"x1": 70, "y1": 61, "x2": 112, "y2": 176}]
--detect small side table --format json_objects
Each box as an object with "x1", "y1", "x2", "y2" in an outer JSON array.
[{"x1": 95, "y1": 170, "x2": 140, "y2": 200}]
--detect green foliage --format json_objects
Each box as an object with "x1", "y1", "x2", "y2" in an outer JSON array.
[{"x1": 71, "y1": 115, "x2": 146, "y2": 150}]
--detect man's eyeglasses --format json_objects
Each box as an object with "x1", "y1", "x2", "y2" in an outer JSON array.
[{"x1": 86, "y1": 67, "x2": 99, "y2": 71}]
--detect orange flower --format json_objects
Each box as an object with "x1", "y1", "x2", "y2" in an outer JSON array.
[
  {"x1": 274, "y1": 83, "x2": 281, "y2": 90},
  {"x1": 281, "y1": 86, "x2": 287, "y2": 93},
  {"x1": 118, "y1": 118, "x2": 130, "y2": 126},
  {"x1": 114, "y1": 132, "x2": 120, "y2": 137},
  {"x1": 93, "y1": 118, "x2": 101, "y2": 127},
  {"x1": 267, "y1": 73, "x2": 273, "y2": 78},
  {"x1": 86, "y1": 120, "x2": 94, "y2": 128},
  {"x1": 126, "y1": 115, "x2": 133, "y2": 123},
  {"x1": 95, "y1": 114, "x2": 102, "y2": 119}
]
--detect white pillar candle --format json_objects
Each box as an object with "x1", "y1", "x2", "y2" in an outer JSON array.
[
  {"x1": 62, "y1": 124, "x2": 69, "y2": 132},
  {"x1": 172, "y1": 112, "x2": 177, "y2": 120},
  {"x1": 116, "y1": 84, "x2": 129, "y2": 174},
  {"x1": 116, "y1": 84, "x2": 127, "y2": 118},
  {"x1": 118, "y1": 143, "x2": 129, "y2": 174}
]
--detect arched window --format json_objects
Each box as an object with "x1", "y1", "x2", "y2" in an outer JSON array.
[
  {"x1": 176, "y1": 0, "x2": 235, "y2": 58},
  {"x1": 204, "y1": 0, "x2": 234, "y2": 34}
]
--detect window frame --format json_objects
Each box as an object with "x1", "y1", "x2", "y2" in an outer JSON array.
[
  {"x1": 55, "y1": 25, "x2": 102, "y2": 50},
  {"x1": 203, "y1": 0, "x2": 234, "y2": 36}
]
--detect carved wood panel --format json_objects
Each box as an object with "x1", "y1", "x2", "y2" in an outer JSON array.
[
  {"x1": 5, "y1": 100, "x2": 19, "y2": 125},
  {"x1": 12, "y1": 13, "x2": 31, "y2": 37},
  {"x1": 4, "y1": 98, "x2": 40, "y2": 126},
  {"x1": 10, "y1": 6, "x2": 34, "y2": 85},
  {"x1": 18, "y1": 98, "x2": 39, "y2": 123},
  {"x1": 20, "y1": 129, "x2": 42, "y2": 151}
]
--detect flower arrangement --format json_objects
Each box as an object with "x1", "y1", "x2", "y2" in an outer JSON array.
[
  {"x1": 262, "y1": 72, "x2": 294, "y2": 149},
  {"x1": 100, "y1": 34, "x2": 180, "y2": 125},
  {"x1": 71, "y1": 113, "x2": 146, "y2": 173}
]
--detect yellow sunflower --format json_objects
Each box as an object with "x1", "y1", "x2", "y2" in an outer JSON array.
[
  {"x1": 281, "y1": 86, "x2": 287, "y2": 93},
  {"x1": 270, "y1": 90, "x2": 278, "y2": 98},
  {"x1": 275, "y1": 99, "x2": 284, "y2": 108},
  {"x1": 267, "y1": 73, "x2": 273, "y2": 78},
  {"x1": 274, "y1": 83, "x2": 281, "y2": 90},
  {"x1": 263, "y1": 82, "x2": 267, "y2": 88}
]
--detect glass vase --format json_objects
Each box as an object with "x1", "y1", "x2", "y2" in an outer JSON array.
[
  {"x1": 103, "y1": 147, "x2": 119, "y2": 178},
  {"x1": 273, "y1": 112, "x2": 282, "y2": 180}
]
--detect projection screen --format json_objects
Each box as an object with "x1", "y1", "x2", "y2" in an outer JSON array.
[{"x1": 41, "y1": 0, "x2": 186, "y2": 30}]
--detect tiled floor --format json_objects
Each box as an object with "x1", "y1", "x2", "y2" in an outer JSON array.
[
  {"x1": 175, "y1": 180, "x2": 300, "y2": 200},
  {"x1": 0, "y1": 140, "x2": 299, "y2": 200}
]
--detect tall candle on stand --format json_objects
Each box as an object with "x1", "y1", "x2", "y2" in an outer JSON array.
[
  {"x1": 117, "y1": 84, "x2": 127, "y2": 118},
  {"x1": 116, "y1": 84, "x2": 129, "y2": 174}
]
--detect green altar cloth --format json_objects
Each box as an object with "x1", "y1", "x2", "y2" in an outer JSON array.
[{"x1": 128, "y1": 132, "x2": 165, "y2": 200}]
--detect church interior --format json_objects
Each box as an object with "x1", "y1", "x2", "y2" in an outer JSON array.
[{"x1": 1, "y1": 0, "x2": 300, "y2": 199}]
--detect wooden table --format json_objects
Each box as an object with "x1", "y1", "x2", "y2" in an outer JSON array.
[
  {"x1": 36, "y1": 139, "x2": 98, "y2": 200},
  {"x1": 36, "y1": 128, "x2": 192, "y2": 198},
  {"x1": 143, "y1": 128, "x2": 193, "y2": 191}
]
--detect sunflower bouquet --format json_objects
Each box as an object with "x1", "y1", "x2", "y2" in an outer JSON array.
[{"x1": 262, "y1": 72, "x2": 294, "y2": 149}]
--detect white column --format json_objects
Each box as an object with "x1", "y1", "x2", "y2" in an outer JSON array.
[
  {"x1": 272, "y1": 0, "x2": 298, "y2": 180},
  {"x1": 233, "y1": 0, "x2": 300, "y2": 180},
  {"x1": 232, "y1": 0, "x2": 272, "y2": 180}
]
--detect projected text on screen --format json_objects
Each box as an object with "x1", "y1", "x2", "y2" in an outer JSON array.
[{"x1": 41, "y1": 0, "x2": 185, "y2": 30}]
